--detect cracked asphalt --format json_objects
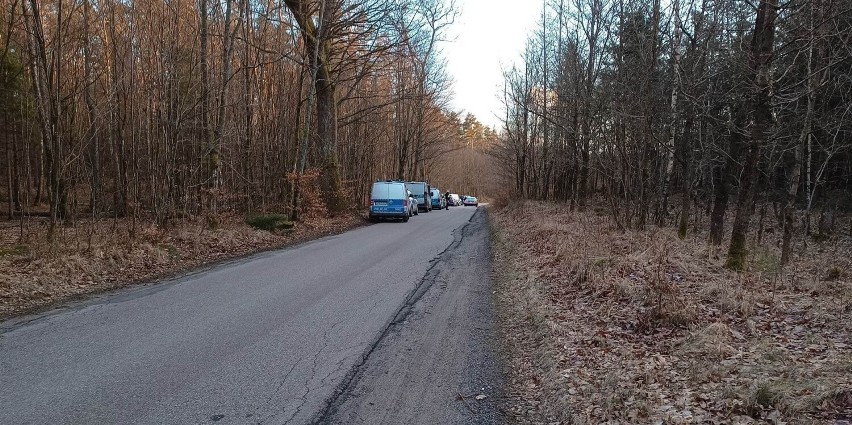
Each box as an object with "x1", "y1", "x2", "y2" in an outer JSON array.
[
  {"x1": 322, "y1": 207, "x2": 503, "y2": 424},
  {"x1": 0, "y1": 206, "x2": 501, "y2": 424}
]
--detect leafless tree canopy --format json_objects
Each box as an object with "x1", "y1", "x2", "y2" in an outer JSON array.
[
  {"x1": 0, "y1": 0, "x2": 460, "y2": 230},
  {"x1": 497, "y1": 0, "x2": 852, "y2": 269}
]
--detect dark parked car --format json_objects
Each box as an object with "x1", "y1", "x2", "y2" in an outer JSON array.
[
  {"x1": 430, "y1": 188, "x2": 447, "y2": 210},
  {"x1": 405, "y1": 182, "x2": 432, "y2": 212}
]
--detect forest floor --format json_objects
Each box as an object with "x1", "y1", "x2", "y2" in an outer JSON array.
[
  {"x1": 490, "y1": 201, "x2": 851, "y2": 425},
  {"x1": 0, "y1": 213, "x2": 364, "y2": 321}
]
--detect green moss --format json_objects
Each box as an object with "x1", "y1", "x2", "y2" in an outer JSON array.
[
  {"x1": 753, "y1": 247, "x2": 781, "y2": 277},
  {"x1": 162, "y1": 244, "x2": 181, "y2": 260},
  {"x1": 246, "y1": 214, "x2": 293, "y2": 232},
  {"x1": 725, "y1": 253, "x2": 746, "y2": 271},
  {"x1": 726, "y1": 232, "x2": 750, "y2": 271},
  {"x1": 825, "y1": 266, "x2": 843, "y2": 281},
  {"x1": 0, "y1": 245, "x2": 29, "y2": 257},
  {"x1": 749, "y1": 382, "x2": 782, "y2": 413},
  {"x1": 677, "y1": 219, "x2": 688, "y2": 239}
]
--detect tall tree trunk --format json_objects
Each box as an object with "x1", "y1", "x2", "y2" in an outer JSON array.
[
  {"x1": 210, "y1": 0, "x2": 241, "y2": 216},
  {"x1": 677, "y1": 116, "x2": 694, "y2": 239},
  {"x1": 240, "y1": 0, "x2": 253, "y2": 212},
  {"x1": 24, "y1": 0, "x2": 66, "y2": 225},
  {"x1": 726, "y1": 0, "x2": 778, "y2": 270},
  {"x1": 780, "y1": 135, "x2": 802, "y2": 265},
  {"x1": 82, "y1": 0, "x2": 99, "y2": 217},
  {"x1": 660, "y1": 0, "x2": 681, "y2": 226},
  {"x1": 638, "y1": 0, "x2": 661, "y2": 229},
  {"x1": 315, "y1": 64, "x2": 345, "y2": 211},
  {"x1": 5, "y1": 116, "x2": 13, "y2": 219},
  {"x1": 199, "y1": 0, "x2": 214, "y2": 216},
  {"x1": 284, "y1": 0, "x2": 345, "y2": 214},
  {"x1": 782, "y1": 4, "x2": 816, "y2": 265},
  {"x1": 709, "y1": 109, "x2": 745, "y2": 245},
  {"x1": 107, "y1": 2, "x2": 127, "y2": 217}
]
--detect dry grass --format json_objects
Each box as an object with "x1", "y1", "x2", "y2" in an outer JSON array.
[
  {"x1": 491, "y1": 201, "x2": 852, "y2": 424},
  {"x1": 0, "y1": 213, "x2": 364, "y2": 320}
]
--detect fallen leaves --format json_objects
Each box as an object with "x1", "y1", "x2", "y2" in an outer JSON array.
[
  {"x1": 0, "y1": 213, "x2": 365, "y2": 320},
  {"x1": 491, "y1": 201, "x2": 852, "y2": 425}
]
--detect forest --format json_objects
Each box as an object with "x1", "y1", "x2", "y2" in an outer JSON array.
[
  {"x1": 1, "y1": 0, "x2": 851, "y2": 421},
  {"x1": 496, "y1": 0, "x2": 852, "y2": 269},
  {"x1": 489, "y1": 1, "x2": 851, "y2": 421},
  {"x1": 0, "y1": 0, "x2": 497, "y2": 234}
]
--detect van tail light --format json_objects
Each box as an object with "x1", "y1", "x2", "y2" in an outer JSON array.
[
  {"x1": 370, "y1": 200, "x2": 375, "y2": 206},
  {"x1": 403, "y1": 199, "x2": 408, "y2": 207}
]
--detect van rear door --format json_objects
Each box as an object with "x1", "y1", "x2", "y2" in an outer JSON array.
[
  {"x1": 371, "y1": 182, "x2": 389, "y2": 204},
  {"x1": 371, "y1": 182, "x2": 406, "y2": 215}
]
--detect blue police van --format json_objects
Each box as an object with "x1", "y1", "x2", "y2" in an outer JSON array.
[
  {"x1": 430, "y1": 188, "x2": 446, "y2": 210},
  {"x1": 369, "y1": 180, "x2": 410, "y2": 222}
]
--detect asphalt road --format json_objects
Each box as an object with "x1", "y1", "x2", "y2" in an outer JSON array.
[
  {"x1": 324, "y1": 206, "x2": 503, "y2": 424},
  {"x1": 0, "y1": 206, "x2": 502, "y2": 425}
]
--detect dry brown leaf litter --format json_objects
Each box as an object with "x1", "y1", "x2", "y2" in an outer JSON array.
[
  {"x1": 0, "y1": 214, "x2": 364, "y2": 320},
  {"x1": 491, "y1": 201, "x2": 851, "y2": 425}
]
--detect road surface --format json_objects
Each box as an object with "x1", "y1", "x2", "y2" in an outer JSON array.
[{"x1": 0, "y1": 206, "x2": 503, "y2": 424}]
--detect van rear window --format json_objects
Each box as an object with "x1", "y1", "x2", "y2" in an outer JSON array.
[
  {"x1": 406, "y1": 182, "x2": 427, "y2": 195},
  {"x1": 371, "y1": 183, "x2": 389, "y2": 199},
  {"x1": 372, "y1": 182, "x2": 405, "y2": 199}
]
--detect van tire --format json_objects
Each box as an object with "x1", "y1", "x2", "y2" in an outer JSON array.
[{"x1": 402, "y1": 214, "x2": 410, "y2": 222}]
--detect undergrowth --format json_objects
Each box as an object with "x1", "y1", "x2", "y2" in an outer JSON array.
[
  {"x1": 245, "y1": 214, "x2": 294, "y2": 232},
  {"x1": 491, "y1": 201, "x2": 852, "y2": 424}
]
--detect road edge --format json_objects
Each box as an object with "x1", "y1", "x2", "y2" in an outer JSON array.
[
  {"x1": 311, "y1": 207, "x2": 485, "y2": 424},
  {"x1": 1, "y1": 218, "x2": 366, "y2": 332}
]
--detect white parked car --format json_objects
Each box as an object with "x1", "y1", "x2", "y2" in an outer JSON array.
[{"x1": 407, "y1": 191, "x2": 419, "y2": 216}]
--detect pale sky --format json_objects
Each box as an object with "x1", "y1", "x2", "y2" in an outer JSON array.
[{"x1": 444, "y1": 0, "x2": 543, "y2": 129}]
